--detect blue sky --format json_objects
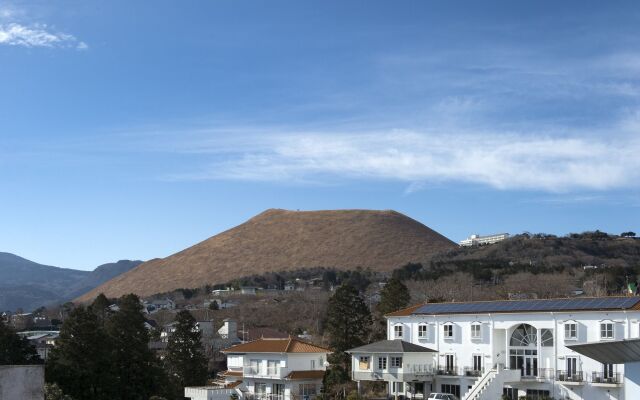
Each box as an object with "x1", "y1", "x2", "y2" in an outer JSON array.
[{"x1": 1, "y1": 1, "x2": 639, "y2": 270}]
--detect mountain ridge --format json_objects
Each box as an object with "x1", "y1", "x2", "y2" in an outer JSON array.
[
  {"x1": 0, "y1": 253, "x2": 142, "y2": 311},
  {"x1": 77, "y1": 208, "x2": 456, "y2": 301}
]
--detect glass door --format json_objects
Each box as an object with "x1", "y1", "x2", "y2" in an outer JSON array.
[
  {"x1": 566, "y1": 357, "x2": 577, "y2": 380},
  {"x1": 272, "y1": 383, "x2": 284, "y2": 400}
]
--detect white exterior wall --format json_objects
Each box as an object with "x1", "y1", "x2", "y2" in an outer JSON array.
[
  {"x1": 386, "y1": 309, "x2": 639, "y2": 400},
  {"x1": 0, "y1": 365, "x2": 44, "y2": 400},
  {"x1": 222, "y1": 351, "x2": 329, "y2": 400}
]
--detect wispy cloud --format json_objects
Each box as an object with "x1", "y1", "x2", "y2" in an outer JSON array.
[
  {"x1": 0, "y1": 23, "x2": 87, "y2": 49},
  {"x1": 158, "y1": 127, "x2": 640, "y2": 193},
  {"x1": 0, "y1": 4, "x2": 86, "y2": 50}
]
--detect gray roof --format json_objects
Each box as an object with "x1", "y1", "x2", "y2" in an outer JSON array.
[
  {"x1": 410, "y1": 297, "x2": 640, "y2": 315},
  {"x1": 568, "y1": 339, "x2": 640, "y2": 364},
  {"x1": 347, "y1": 339, "x2": 436, "y2": 353}
]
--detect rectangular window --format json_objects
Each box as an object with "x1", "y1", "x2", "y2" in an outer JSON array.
[
  {"x1": 255, "y1": 383, "x2": 266, "y2": 395},
  {"x1": 393, "y1": 382, "x2": 404, "y2": 393},
  {"x1": 441, "y1": 384, "x2": 460, "y2": 398},
  {"x1": 601, "y1": 323, "x2": 614, "y2": 339},
  {"x1": 473, "y1": 355, "x2": 483, "y2": 372},
  {"x1": 418, "y1": 324, "x2": 428, "y2": 338},
  {"x1": 471, "y1": 323, "x2": 481, "y2": 339},
  {"x1": 445, "y1": 354, "x2": 455, "y2": 373},
  {"x1": 267, "y1": 360, "x2": 279, "y2": 376},
  {"x1": 250, "y1": 359, "x2": 261, "y2": 375},
  {"x1": 378, "y1": 356, "x2": 387, "y2": 370},
  {"x1": 390, "y1": 356, "x2": 403, "y2": 368},
  {"x1": 299, "y1": 384, "x2": 317, "y2": 396},
  {"x1": 444, "y1": 324, "x2": 453, "y2": 338},
  {"x1": 394, "y1": 325, "x2": 403, "y2": 338},
  {"x1": 603, "y1": 363, "x2": 615, "y2": 379},
  {"x1": 525, "y1": 389, "x2": 550, "y2": 399},
  {"x1": 358, "y1": 356, "x2": 370, "y2": 370},
  {"x1": 565, "y1": 323, "x2": 577, "y2": 340}
]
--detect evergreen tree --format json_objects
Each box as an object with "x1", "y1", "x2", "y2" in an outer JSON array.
[
  {"x1": 0, "y1": 320, "x2": 41, "y2": 365},
  {"x1": 325, "y1": 284, "x2": 372, "y2": 354},
  {"x1": 105, "y1": 294, "x2": 163, "y2": 400},
  {"x1": 164, "y1": 310, "x2": 208, "y2": 391},
  {"x1": 46, "y1": 306, "x2": 116, "y2": 400},
  {"x1": 90, "y1": 293, "x2": 112, "y2": 326},
  {"x1": 377, "y1": 278, "x2": 411, "y2": 315}
]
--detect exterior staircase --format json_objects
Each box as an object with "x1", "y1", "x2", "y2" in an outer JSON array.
[{"x1": 462, "y1": 365, "x2": 521, "y2": 400}]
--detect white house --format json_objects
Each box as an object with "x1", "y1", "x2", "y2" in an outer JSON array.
[
  {"x1": 349, "y1": 296, "x2": 640, "y2": 400},
  {"x1": 459, "y1": 233, "x2": 509, "y2": 247},
  {"x1": 184, "y1": 337, "x2": 331, "y2": 400}
]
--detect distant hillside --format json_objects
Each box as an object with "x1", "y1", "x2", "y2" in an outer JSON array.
[
  {"x1": 394, "y1": 232, "x2": 640, "y2": 282},
  {"x1": 0, "y1": 253, "x2": 142, "y2": 311},
  {"x1": 77, "y1": 209, "x2": 456, "y2": 301}
]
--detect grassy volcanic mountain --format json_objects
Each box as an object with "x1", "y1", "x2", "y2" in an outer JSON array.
[{"x1": 78, "y1": 209, "x2": 456, "y2": 301}]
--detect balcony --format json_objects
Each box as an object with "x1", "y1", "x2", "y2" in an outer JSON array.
[
  {"x1": 463, "y1": 367, "x2": 484, "y2": 377},
  {"x1": 590, "y1": 372, "x2": 622, "y2": 386},
  {"x1": 556, "y1": 370, "x2": 585, "y2": 385},
  {"x1": 352, "y1": 364, "x2": 435, "y2": 382},
  {"x1": 243, "y1": 366, "x2": 290, "y2": 379},
  {"x1": 518, "y1": 368, "x2": 554, "y2": 381},
  {"x1": 436, "y1": 365, "x2": 461, "y2": 376}
]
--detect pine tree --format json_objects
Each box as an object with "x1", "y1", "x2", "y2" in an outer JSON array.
[
  {"x1": 0, "y1": 320, "x2": 41, "y2": 365},
  {"x1": 105, "y1": 294, "x2": 163, "y2": 400},
  {"x1": 377, "y1": 278, "x2": 411, "y2": 315},
  {"x1": 325, "y1": 284, "x2": 372, "y2": 354},
  {"x1": 90, "y1": 293, "x2": 112, "y2": 326},
  {"x1": 45, "y1": 306, "x2": 116, "y2": 400},
  {"x1": 164, "y1": 310, "x2": 208, "y2": 390}
]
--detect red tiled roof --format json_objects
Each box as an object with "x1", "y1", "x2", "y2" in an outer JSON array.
[
  {"x1": 221, "y1": 370, "x2": 243, "y2": 377},
  {"x1": 222, "y1": 338, "x2": 331, "y2": 354},
  {"x1": 286, "y1": 370, "x2": 326, "y2": 380}
]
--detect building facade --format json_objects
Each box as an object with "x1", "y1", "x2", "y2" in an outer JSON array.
[
  {"x1": 349, "y1": 296, "x2": 640, "y2": 400},
  {"x1": 185, "y1": 337, "x2": 331, "y2": 400},
  {"x1": 459, "y1": 233, "x2": 509, "y2": 247}
]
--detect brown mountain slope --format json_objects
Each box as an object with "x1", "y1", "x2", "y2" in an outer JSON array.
[{"x1": 77, "y1": 209, "x2": 455, "y2": 301}]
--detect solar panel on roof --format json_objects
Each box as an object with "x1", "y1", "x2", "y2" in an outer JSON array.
[{"x1": 411, "y1": 297, "x2": 640, "y2": 315}]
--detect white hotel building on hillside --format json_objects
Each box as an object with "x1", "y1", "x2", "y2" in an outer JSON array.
[{"x1": 348, "y1": 296, "x2": 640, "y2": 400}]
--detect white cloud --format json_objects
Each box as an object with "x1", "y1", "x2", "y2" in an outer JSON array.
[
  {"x1": 162, "y1": 128, "x2": 640, "y2": 193},
  {"x1": 0, "y1": 23, "x2": 85, "y2": 49}
]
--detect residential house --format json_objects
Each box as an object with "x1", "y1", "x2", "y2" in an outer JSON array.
[
  {"x1": 348, "y1": 296, "x2": 640, "y2": 400},
  {"x1": 185, "y1": 337, "x2": 331, "y2": 400}
]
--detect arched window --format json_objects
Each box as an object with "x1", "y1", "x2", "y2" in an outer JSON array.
[
  {"x1": 510, "y1": 324, "x2": 554, "y2": 347},
  {"x1": 510, "y1": 324, "x2": 537, "y2": 346}
]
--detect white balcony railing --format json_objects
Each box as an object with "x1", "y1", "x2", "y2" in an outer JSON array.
[{"x1": 243, "y1": 366, "x2": 290, "y2": 378}]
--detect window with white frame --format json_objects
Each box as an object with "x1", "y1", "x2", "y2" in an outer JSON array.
[
  {"x1": 358, "y1": 356, "x2": 370, "y2": 370},
  {"x1": 565, "y1": 322, "x2": 577, "y2": 340},
  {"x1": 378, "y1": 356, "x2": 387, "y2": 370},
  {"x1": 394, "y1": 325, "x2": 403, "y2": 338},
  {"x1": 391, "y1": 356, "x2": 403, "y2": 368},
  {"x1": 443, "y1": 323, "x2": 453, "y2": 339},
  {"x1": 601, "y1": 322, "x2": 614, "y2": 339},
  {"x1": 418, "y1": 324, "x2": 428, "y2": 338},
  {"x1": 471, "y1": 323, "x2": 481, "y2": 339}
]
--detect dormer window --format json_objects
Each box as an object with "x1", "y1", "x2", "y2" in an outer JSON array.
[
  {"x1": 443, "y1": 323, "x2": 454, "y2": 339},
  {"x1": 601, "y1": 322, "x2": 614, "y2": 339},
  {"x1": 471, "y1": 323, "x2": 481, "y2": 339},
  {"x1": 565, "y1": 322, "x2": 577, "y2": 340},
  {"x1": 418, "y1": 324, "x2": 428, "y2": 339},
  {"x1": 394, "y1": 325, "x2": 403, "y2": 339}
]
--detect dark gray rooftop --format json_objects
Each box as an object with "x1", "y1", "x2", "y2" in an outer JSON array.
[
  {"x1": 568, "y1": 339, "x2": 640, "y2": 364},
  {"x1": 411, "y1": 297, "x2": 640, "y2": 315},
  {"x1": 347, "y1": 339, "x2": 437, "y2": 353}
]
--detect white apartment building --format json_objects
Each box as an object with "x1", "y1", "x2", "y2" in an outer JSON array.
[
  {"x1": 185, "y1": 337, "x2": 331, "y2": 400},
  {"x1": 459, "y1": 233, "x2": 509, "y2": 247},
  {"x1": 348, "y1": 296, "x2": 640, "y2": 400}
]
